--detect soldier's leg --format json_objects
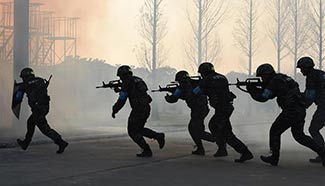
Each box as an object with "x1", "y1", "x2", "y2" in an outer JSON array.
[
  {"x1": 219, "y1": 117, "x2": 253, "y2": 162},
  {"x1": 222, "y1": 120, "x2": 248, "y2": 153},
  {"x1": 309, "y1": 108, "x2": 325, "y2": 148},
  {"x1": 25, "y1": 114, "x2": 36, "y2": 144},
  {"x1": 292, "y1": 123, "x2": 324, "y2": 152},
  {"x1": 139, "y1": 105, "x2": 165, "y2": 149},
  {"x1": 128, "y1": 111, "x2": 153, "y2": 157},
  {"x1": 188, "y1": 118, "x2": 205, "y2": 155},
  {"x1": 308, "y1": 108, "x2": 325, "y2": 162},
  {"x1": 197, "y1": 110, "x2": 215, "y2": 143},
  {"x1": 128, "y1": 116, "x2": 148, "y2": 149},
  {"x1": 209, "y1": 114, "x2": 228, "y2": 157},
  {"x1": 37, "y1": 118, "x2": 68, "y2": 153},
  {"x1": 292, "y1": 121, "x2": 325, "y2": 166},
  {"x1": 17, "y1": 114, "x2": 36, "y2": 150},
  {"x1": 37, "y1": 116, "x2": 62, "y2": 142},
  {"x1": 261, "y1": 113, "x2": 291, "y2": 166}
]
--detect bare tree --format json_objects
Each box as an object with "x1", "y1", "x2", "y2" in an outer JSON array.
[
  {"x1": 136, "y1": 0, "x2": 167, "y2": 72},
  {"x1": 185, "y1": 0, "x2": 228, "y2": 71},
  {"x1": 286, "y1": 0, "x2": 310, "y2": 78},
  {"x1": 310, "y1": 0, "x2": 325, "y2": 69},
  {"x1": 233, "y1": 0, "x2": 260, "y2": 77},
  {"x1": 136, "y1": 0, "x2": 167, "y2": 120},
  {"x1": 265, "y1": 0, "x2": 291, "y2": 72}
]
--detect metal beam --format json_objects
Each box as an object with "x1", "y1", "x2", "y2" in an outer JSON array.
[{"x1": 14, "y1": 0, "x2": 29, "y2": 78}]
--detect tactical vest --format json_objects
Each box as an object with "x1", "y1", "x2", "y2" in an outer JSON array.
[
  {"x1": 179, "y1": 80, "x2": 209, "y2": 110},
  {"x1": 202, "y1": 72, "x2": 235, "y2": 108},
  {"x1": 128, "y1": 76, "x2": 152, "y2": 108},
  {"x1": 270, "y1": 74, "x2": 302, "y2": 109},
  {"x1": 307, "y1": 69, "x2": 325, "y2": 106},
  {"x1": 24, "y1": 77, "x2": 50, "y2": 108}
]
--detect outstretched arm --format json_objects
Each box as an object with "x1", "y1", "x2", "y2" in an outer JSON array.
[{"x1": 112, "y1": 91, "x2": 128, "y2": 118}]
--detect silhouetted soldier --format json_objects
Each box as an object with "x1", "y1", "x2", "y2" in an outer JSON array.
[
  {"x1": 165, "y1": 70, "x2": 216, "y2": 155},
  {"x1": 15, "y1": 68, "x2": 68, "y2": 154},
  {"x1": 297, "y1": 56, "x2": 325, "y2": 163},
  {"x1": 247, "y1": 63, "x2": 325, "y2": 166},
  {"x1": 112, "y1": 65, "x2": 165, "y2": 157},
  {"x1": 193, "y1": 62, "x2": 253, "y2": 162}
]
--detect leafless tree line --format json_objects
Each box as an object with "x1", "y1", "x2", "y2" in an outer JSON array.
[{"x1": 135, "y1": 0, "x2": 325, "y2": 79}]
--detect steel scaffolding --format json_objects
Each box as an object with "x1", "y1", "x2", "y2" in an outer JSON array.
[
  {"x1": 0, "y1": 1, "x2": 78, "y2": 65},
  {"x1": 0, "y1": 2, "x2": 14, "y2": 64}
]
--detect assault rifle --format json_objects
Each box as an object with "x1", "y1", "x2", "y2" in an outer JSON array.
[
  {"x1": 229, "y1": 78, "x2": 263, "y2": 93},
  {"x1": 96, "y1": 80, "x2": 122, "y2": 90},
  {"x1": 151, "y1": 82, "x2": 179, "y2": 93}
]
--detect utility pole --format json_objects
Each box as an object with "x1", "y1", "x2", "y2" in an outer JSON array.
[
  {"x1": 14, "y1": 0, "x2": 29, "y2": 78},
  {"x1": 13, "y1": 0, "x2": 29, "y2": 127}
]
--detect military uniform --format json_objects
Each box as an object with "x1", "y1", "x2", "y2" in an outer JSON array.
[
  {"x1": 166, "y1": 78, "x2": 215, "y2": 155},
  {"x1": 112, "y1": 72, "x2": 165, "y2": 157},
  {"x1": 194, "y1": 63, "x2": 253, "y2": 162},
  {"x1": 16, "y1": 69, "x2": 68, "y2": 154},
  {"x1": 304, "y1": 69, "x2": 325, "y2": 149},
  {"x1": 248, "y1": 63, "x2": 325, "y2": 166},
  {"x1": 195, "y1": 73, "x2": 251, "y2": 155}
]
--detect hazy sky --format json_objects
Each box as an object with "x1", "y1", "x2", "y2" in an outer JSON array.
[{"x1": 32, "y1": 0, "x2": 302, "y2": 75}]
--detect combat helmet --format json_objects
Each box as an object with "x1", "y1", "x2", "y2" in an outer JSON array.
[
  {"x1": 117, "y1": 65, "x2": 133, "y2": 77},
  {"x1": 175, "y1": 70, "x2": 190, "y2": 82},
  {"x1": 20, "y1": 67, "x2": 35, "y2": 78},
  {"x1": 256, "y1": 64, "x2": 275, "y2": 77},
  {"x1": 296, "y1": 57, "x2": 315, "y2": 68},
  {"x1": 198, "y1": 62, "x2": 215, "y2": 75}
]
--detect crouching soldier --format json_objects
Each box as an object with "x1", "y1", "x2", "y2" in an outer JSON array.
[
  {"x1": 193, "y1": 62, "x2": 253, "y2": 163},
  {"x1": 164, "y1": 70, "x2": 216, "y2": 155},
  {"x1": 246, "y1": 63, "x2": 325, "y2": 166},
  {"x1": 112, "y1": 65, "x2": 165, "y2": 157},
  {"x1": 297, "y1": 57, "x2": 325, "y2": 163}
]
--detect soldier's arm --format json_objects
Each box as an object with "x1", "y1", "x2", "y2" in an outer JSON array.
[
  {"x1": 165, "y1": 88, "x2": 181, "y2": 103},
  {"x1": 112, "y1": 91, "x2": 128, "y2": 114},
  {"x1": 192, "y1": 86, "x2": 203, "y2": 95},
  {"x1": 247, "y1": 81, "x2": 276, "y2": 102},
  {"x1": 304, "y1": 75, "x2": 317, "y2": 106},
  {"x1": 14, "y1": 82, "x2": 26, "y2": 103},
  {"x1": 112, "y1": 82, "x2": 129, "y2": 117}
]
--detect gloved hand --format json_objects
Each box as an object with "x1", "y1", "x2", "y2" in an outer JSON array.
[
  {"x1": 114, "y1": 87, "x2": 121, "y2": 93},
  {"x1": 165, "y1": 94, "x2": 178, "y2": 103},
  {"x1": 112, "y1": 111, "x2": 116, "y2": 119},
  {"x1": 246, "y1": 84, "x2": 257, "y2": 93}
]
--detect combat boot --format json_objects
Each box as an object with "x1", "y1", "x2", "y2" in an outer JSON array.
[
  {"x1": 136, "y1": 145, "x2": 152, "y2": 157},
  {"x1": 17, "y1": 139, "x2": 28, "y2": 150},
  {"x1": 192, "y1": 147, "x2": 205, "y2": 156},
  {"x1": 156, "y1": 133, "x2": 165, "y2": 149},
  {"x1": 260, "y1": 155, "x2": 279, "y2": 166},
  {"x1": 235, "y1": 148, "x2": 254, "y2": 163},
  {"x1": 309, "y1": 156, "x2": 322, "y2": 163},
  {"x1": 56, "y1": 140, "x2": 69, "y2": 154},
  {"x1": 213, "y1": 146, "x2": 228, "y2": 157}
]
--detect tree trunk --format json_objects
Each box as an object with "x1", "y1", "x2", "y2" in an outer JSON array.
[
  {"x1": 320, "y1": 0, "x2": 323, "y2": 70},
  {"x1": 198, "y1": 0, "x2": 203, "y2": 66},
  {"x1": 151, "y1": 0, "x2": 159, "y2": 120},
  {"x1": 248, "y1": 0, "x2": 253, "y2": 77}
]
